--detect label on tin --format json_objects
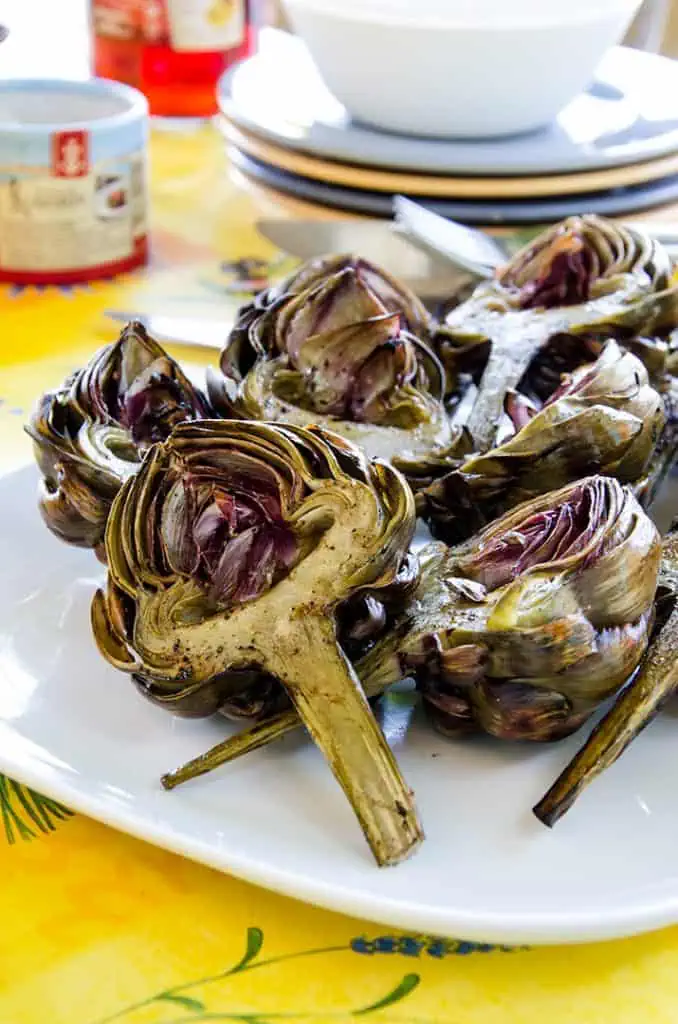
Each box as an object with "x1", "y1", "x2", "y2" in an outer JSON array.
[
  {"x1": 0, "y1": 141, "x2": 147, "y2": 274},
  {"x1": 52, "y1": 131, "x2": 90, "y2": 178}
]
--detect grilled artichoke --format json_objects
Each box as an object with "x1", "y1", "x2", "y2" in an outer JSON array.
[
  {"x1": 225, "y1": 252, "x2": 434, "y2": 365},
  {"x1": 27, "y1": 322, "x2": 210, "y2": 556},
  {"x1": 92, "y1": 419, "x2": 423, "y2": 865},
  {"x1": 163, "y1": 475, "x2": 660, "y2": 786},
  {"x1": 439, "y1": 215, "x2": 677, "y2": 452},
  {"x1": 208, "y1": 254, "x2": 467, "y2": 481},
  {"x1": 420, "y1": 340, "x2": 665, "y2": 543},
  {"x1": 534, "y1": 531, "x2": 678, "y2": 826}
]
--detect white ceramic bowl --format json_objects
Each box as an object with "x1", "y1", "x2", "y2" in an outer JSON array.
[{"x1": 281, "y1": 0, "x2": 643, "y2": 139}]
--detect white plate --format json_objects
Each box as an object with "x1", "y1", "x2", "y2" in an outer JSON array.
[
  {"x1": 220, "y1": 32, "x2": 678, "y2": 176},
  {"x1": 229, "y1": 147, "x2": 678, "y2": 225},
  {"x1": 4, "y1": 464, "x2": 678, "y2": 945}
]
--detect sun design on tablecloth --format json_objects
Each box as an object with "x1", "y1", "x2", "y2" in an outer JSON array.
[
  {"x1": 92, "y1": 926, "x2": 527, "y2": 1024},
  {"x1": 5, "y1": 283, "x2": 93, "y2": 298},
  {"x1": 0, "y1": 774, "x2": 74, "y2": 844}
]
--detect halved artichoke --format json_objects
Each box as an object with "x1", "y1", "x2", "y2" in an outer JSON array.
[
  {"x1": 439, "y1": 215, "x2": 677, "y2": 452},
  {"x1": 420, "y1": 340, "x2": 665, "y2": 543},
  {"x1": 534, "y1": 530, "x2": 678, "y2": 826},
  {"x1": 91, "y1": 419, "x2": 423, "y2": 865},
  {"x1": 208, "y1": 254, "x2": 467, "y2": 483},
  {"x1": 367, "y1": 476, "x2": 661, "y2": 741},
  {"x1": 26, "y1": 322, "x2": 210, "y2": 555},
  {"x1": 162, "y1": 475, "x2": 660, "y2": 785}
]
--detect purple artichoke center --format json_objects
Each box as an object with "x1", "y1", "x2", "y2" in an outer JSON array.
[
  {"x1": 117, "y1": 361, "x2": 206, "y2": 444},
  {"x1": 163, "y1": 477, "x2": 298, "y2": 607},
  {"x1": 501, "y1": 229, "x2": 593, "y2": 310},
  {"x1": 460, "y1": 482, "x2": 605, "y2": 591}
]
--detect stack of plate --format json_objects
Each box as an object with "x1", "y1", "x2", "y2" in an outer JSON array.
[{"x1": 218, "y1": 29, "x2": 678, "y2": 224}]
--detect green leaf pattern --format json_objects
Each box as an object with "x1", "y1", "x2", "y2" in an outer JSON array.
[
  {"x1": 0, "y1": 774, "x2": 527, "y2": 1022},
  {"x1": 0, "y1": 773, "x2": 73, "y2": 843},
  {"x1": 91, "y1": 926, "x2": 527, "y2": 1024}
]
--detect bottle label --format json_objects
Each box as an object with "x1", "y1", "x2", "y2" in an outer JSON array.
[
  {"x1": 93, "y1": 0, "x2": 245, "y2": 52},
  {"x1": 92, "y1": 0, "x2": 145, "y2": 41},
  {"x1": 164, "y1": 0, "x2": 245, "y2": 52}
]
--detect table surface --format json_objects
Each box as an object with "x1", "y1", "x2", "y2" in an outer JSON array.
[{"x1": 4, "y1": 7, "x2": 678, "y2": 1019}]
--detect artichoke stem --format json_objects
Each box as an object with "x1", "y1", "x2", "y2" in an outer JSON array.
[
  {"x1": 159, "y1": 630, "x2": 406, "y2": 791},
  {"x1": 161, "y1": 710, "x2": 302, "y2": 790},
  {"x1": 465, "y1": 330, "x2": 546, "y2": 452},
  {"x1": 533, "y1": 602, "x2": 678, "y2": 828},
  {"x1": 267, "y1": 612, "x2": 423, "y2": 866}
]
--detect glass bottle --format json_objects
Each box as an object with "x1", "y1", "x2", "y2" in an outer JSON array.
[{"x1": 91, "y1": 0, "x2": 255, "y2": 117}]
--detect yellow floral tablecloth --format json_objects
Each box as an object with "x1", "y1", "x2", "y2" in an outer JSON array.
[{"x1": 4, "y1": 123, "x2": 678, "y2": 1024}]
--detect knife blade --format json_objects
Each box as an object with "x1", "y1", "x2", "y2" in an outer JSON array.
[
  {"x1": 256, "y1": 217, "x2": 471, "y2": 298},
  {"x1": 393, "y1": 197, "x2": 678, "y2": 271},
  {"x1": 393, "y1": 195, "x2": 507, "y2": 278},
  {"x1": 104, "y1": 310, "x2": 228, "y2": 350}
]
